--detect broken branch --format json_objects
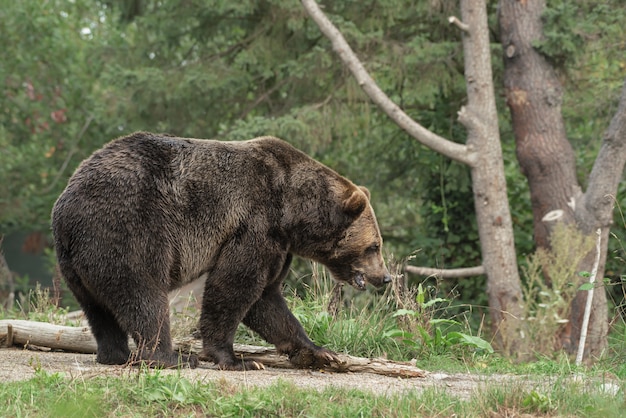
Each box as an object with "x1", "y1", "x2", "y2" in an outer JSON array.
[
  {"x1": 448, "y1": 16, "x2": 470, "y2": 32},
  {"x1": 405, "y1": 265, "x2": 485, "y2": 278}
]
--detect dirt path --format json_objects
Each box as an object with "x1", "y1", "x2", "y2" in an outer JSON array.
[
  {"x1": 3, "y1": 346, "x2": 623, "y2": 404},
  {"x1": 0, "y1": 347, "x2": 540, "y2": 400}
]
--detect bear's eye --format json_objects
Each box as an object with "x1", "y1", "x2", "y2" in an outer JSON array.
[{"x1": 366, "y1": 243, "x2": 380, "y2": 253}]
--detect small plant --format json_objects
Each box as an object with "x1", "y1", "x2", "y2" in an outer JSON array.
[
  {"x1": 385, "y1": 281, "x2": 493, "y2": 356},
  {"x1": 134, "y1": 368, "x2": 201, "y2": 406},
  {"x1": 15, "y1": 283, "x2": 70, "y2": 325},
  {"x1": 522, "y1": 390, "x2": 554, "y2": 414}
]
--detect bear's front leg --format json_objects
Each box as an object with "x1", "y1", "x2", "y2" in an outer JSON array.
[
  {"x1": 243, "y1": 283, "x2": 342, "y2": 369},
  {"x1": 199, "y1": 257, "x2": 268, "y2": 371}
]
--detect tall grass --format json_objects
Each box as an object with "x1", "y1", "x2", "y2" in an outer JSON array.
[
  {"x1": 281, "y1": 260, "x2": 493, "y2": 365},
  {"x1": 285, "y1": 262, "x2": 408, "y2": 360}
]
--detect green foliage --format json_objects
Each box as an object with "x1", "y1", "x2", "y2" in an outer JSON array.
[
  {"x1": 0, "y1": 0, "x2": 96, "y2": 231},
  {"x1": 12, "y1": 283, "x2": 70, "y2": 324},
  {"x1": 537, "y1": 2, "x2": 626, "y2": 72},
  {"x1": 522, "y1": 390, "x2": 554, "y2": 414},
  {"x1": 283, "y1": 264, "x2": 410, "y2": 360},
  {"x1": 521, "y1": 224, "x2": 596, "y2": 358},
  {"x1": 386, "y1": 282, "x2": 493, "y2": 356}
]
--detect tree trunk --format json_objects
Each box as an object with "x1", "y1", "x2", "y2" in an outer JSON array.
[
  {"x1": 498, "y1": 0, "x2": 625, "y2": 359},
  {"x1": 301, "y1": 0, "x2": 527, "y2": 356},
  {"x1": 0, "y1": 236, "x2": 16, "y2": 311},
  {"x1": 457, "y1": 0, "x2": 526, "y2": 356},
  {"x1": 570, "y1": 81, "x2": 626, "y2": 358}
]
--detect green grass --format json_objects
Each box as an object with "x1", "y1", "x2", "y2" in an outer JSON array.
[{"x1": 0, "y1": 366, "x2": 623, "y2": 417}]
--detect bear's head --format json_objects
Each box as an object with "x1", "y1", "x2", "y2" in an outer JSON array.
[{"x1": 325, "y1": 186, "x2": 392, "y2": 291}]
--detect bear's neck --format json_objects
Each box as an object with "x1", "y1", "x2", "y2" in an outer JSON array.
[{"x1": 279, "y1": 166, "x2": 352, "y2": 262}]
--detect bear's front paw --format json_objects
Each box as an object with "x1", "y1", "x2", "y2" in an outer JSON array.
[
  {"x1": 202, "y1": 347, "x2": 266, "y2": 371},
  {"x1": 217, "y1": 359, "x2": 265, "y2": 371},
  {"x1": 288, "y1": 346, "x2": 342, "y2": 369}
]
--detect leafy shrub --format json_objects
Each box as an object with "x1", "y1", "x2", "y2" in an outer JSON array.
[{"x1": 521, "y1": 223, "x2": 595, "y2": 357}]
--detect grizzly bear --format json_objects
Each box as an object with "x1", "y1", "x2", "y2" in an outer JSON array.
[{"x1": 52, "y1": 132, "x2": 391, "y2": 370}]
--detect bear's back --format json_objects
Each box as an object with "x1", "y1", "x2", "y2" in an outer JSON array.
[{"x1": 51, "y1": 133, "x2": 311, "y2": 284}]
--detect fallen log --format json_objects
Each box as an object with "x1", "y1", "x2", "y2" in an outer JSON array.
[
  {"x1": 0, "y1": 319, "x2": 97, "y2": 353},
  {"x1": 0, "y1": 319, "x2": 427, "y2": 378}
]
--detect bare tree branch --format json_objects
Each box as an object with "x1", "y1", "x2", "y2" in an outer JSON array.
[
  {"x1": 448, "y1": 16, "x2": 470, "y2": 32},
  {"x1": 405, "y1": 265, "x2": 485, "y2": 278},
  {"x1": 300, "y1": 0, "x2": 476, "y2": 166}
]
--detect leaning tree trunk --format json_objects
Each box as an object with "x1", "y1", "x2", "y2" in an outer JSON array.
[
  {"x1": 572, "y1": 81, "x2": 626, "y2": 358},
  {"x1": 498, "y1": 0, "x2": 625, "y2": 359}
]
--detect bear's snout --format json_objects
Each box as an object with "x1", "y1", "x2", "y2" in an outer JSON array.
[
  {"x1": 372, "y1": 270, "x2": 392, "y2": 288},
  {"x1": 351, "y1": 269, "x2": 392, "y2": 290}
]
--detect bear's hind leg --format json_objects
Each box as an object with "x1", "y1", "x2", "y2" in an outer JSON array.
[
  {"x1": 60, "y1": 266, "x2": 130, "y2": 364},
  {"x1": 116, "y1": 289, "x2": 198, "y2": 369},
  {"x1": 86, "y1": 304, "x2": 132, "y2": 365}
]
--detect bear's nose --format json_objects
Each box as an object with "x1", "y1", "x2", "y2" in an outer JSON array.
[{"x1": 383, "y1": 273, "x2": 392, "y2": 284}]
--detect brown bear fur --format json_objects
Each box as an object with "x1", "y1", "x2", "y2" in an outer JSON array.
[{"x1": 52, "y1": 132, "x2": 390, "y2": 370}]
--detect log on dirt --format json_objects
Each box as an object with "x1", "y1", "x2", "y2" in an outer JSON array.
[
  {"x1": 0, "y1": 319, "x2": 97, "y2": 353},
  {"x1": 0, "y1": 320, "x2": 428, "y2": 378}
]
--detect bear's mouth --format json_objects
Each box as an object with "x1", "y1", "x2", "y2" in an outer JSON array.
[{"x1": 351, "y1": 272, "x2": 367, "y2": 291}]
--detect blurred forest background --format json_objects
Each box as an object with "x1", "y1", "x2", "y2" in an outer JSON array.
[{"x1": 1, "y1": 1, "x2": 625, "y2": 328}]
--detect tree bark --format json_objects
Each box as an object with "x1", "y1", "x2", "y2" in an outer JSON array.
[
  {"x1": 0, "y1": 236, "x2": 16, "y2": 311},
  {"x1": 457, "y1": 0, "x2": 526, "y2": 356},
  {"x1": 498, "y1": 0, "x2": 580, "y2": 249},
  {"x1": 301, "y1": 0, "x2": 526, "y2": 356},
  {"x1": 499, "y1": 0, "x2": 626, "y2": 359}
]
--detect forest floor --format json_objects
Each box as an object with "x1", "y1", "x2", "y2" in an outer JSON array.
[{"x1": 0, "y1": 347, "x2": 565, "y2": 400}]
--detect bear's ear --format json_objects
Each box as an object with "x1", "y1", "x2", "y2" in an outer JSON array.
[
  {"x1": 359, "y1": 186, "x2": 370, "y2": 200},
  {"x1": 342, "y1": 188, "x2": 367, "y2": 217}
]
